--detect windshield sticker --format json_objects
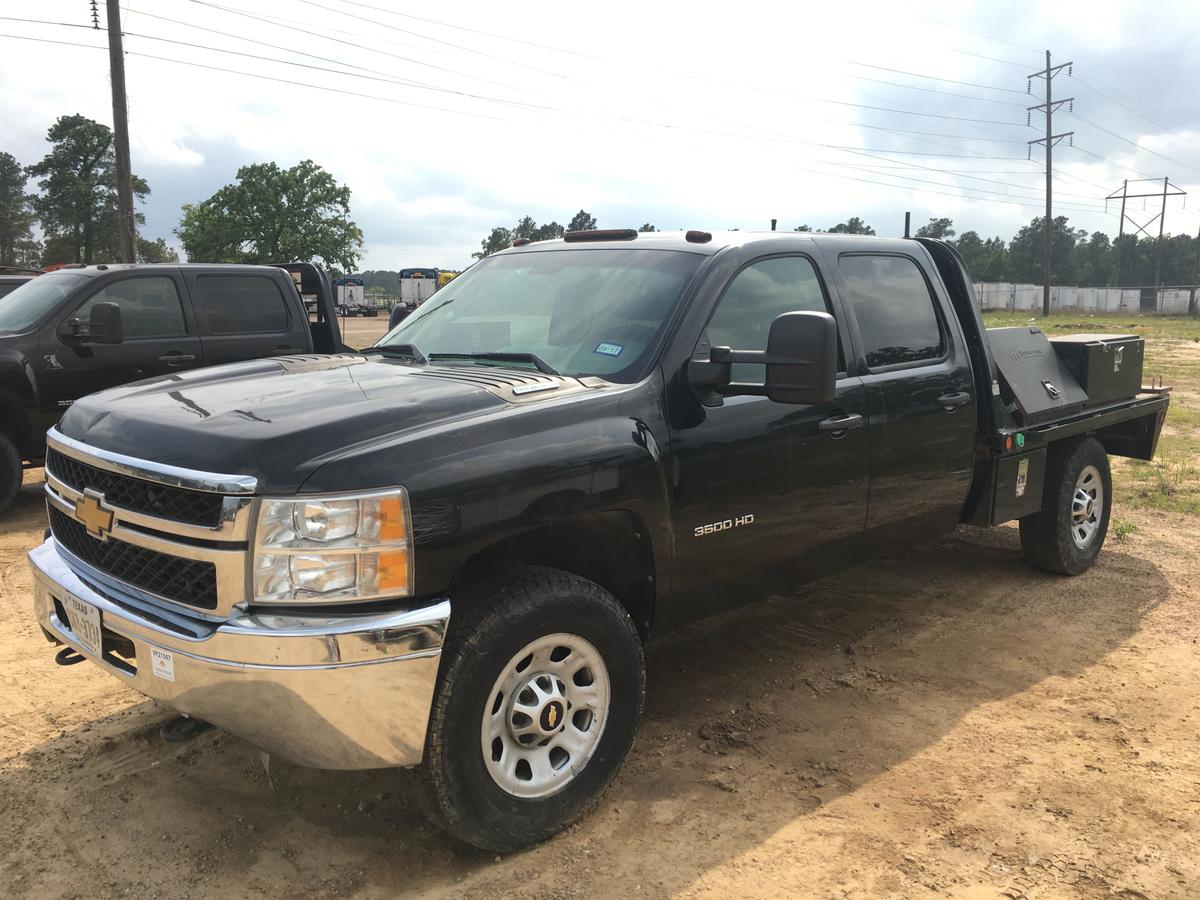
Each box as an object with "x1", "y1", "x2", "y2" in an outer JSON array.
[{"x1": 594, "y1": 342, "x2": 624, "y2": 357}]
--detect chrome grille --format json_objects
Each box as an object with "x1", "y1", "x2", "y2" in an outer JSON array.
[
  {"x1": 46, "y1": 447, "x2": 224, "y2": 527},
  {"x1": 49, "y1": 507, "x2": 219, "y2": 609}
]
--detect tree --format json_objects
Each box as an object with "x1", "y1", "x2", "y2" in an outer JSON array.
[
  {"x1": 793, "y1": 224, "x2": 813, "y2": 232},
  {"x1": 27, "y1": 114, "x2": 149, "y2": 265},
  {"x1": 1007, "y1": 216, "x2": 1086, "y2": 285},
  {"x1": 532, "y1": 221, "x2": 564, "y2": 241},
  {"x1": 567, "y1": 209, "x2": 597, "y2": 232},
  {"x1": 176, "y1": 160, "x2": 364, "y2": 271},
  {"x1": 638, "y1": 223, "x2": 657, "y2": 232},
  {"x1": 826, "y1": 217, "x2": 875, "y2": 235},
  {"x1": 473, "y1": 226, "x2": 513, "y2": 260},
  {"x1": 916, "y1": 217, "x2": 955, "y2": 239},
  {"x1": 137, "y1": 237, "x2": 179, "y2": 263},
  {"x1": 0, "y1": 151, "x2": 39, "y2": 267}
]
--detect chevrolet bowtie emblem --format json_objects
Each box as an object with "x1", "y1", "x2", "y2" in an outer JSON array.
[
  {"x1": 75, "y1": 490, "x2": 115, "y2": 541},
  {"x1": 547, "y1": 705, "x2": 558, "y2": 728}
]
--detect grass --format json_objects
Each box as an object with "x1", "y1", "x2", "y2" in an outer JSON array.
[
  {"x1": 982, "y1": 311, "x2": 1200, "y2": 517},
  {"x1": 1112, "y1": 518, "x2": 1137, "y2": 541}
]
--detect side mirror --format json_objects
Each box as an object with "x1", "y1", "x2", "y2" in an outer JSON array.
[
  {"x1": 689, "y1": 310, "x2": 837, "y2": 406},
  {"x1": 87, "y1": 301, "x2": 123, "y2": 344}
]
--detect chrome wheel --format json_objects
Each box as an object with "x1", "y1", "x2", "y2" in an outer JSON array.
[
  {"x1": 481, "y1": 633, "x2": 611, "y2": 799},
  {"x1": 1070, "y1": 464, "x2": 1104, "y2": 549}
]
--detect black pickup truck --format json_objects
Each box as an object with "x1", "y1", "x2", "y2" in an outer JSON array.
[
  {"x1": 0, "y1": 261, "x2": 343, "y2": 512},
  {"x1": 29, "y1": 230, "x2": 1167, "y2": 851}
]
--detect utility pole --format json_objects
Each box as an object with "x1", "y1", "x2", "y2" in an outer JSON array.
[
  {"x1": 1153, "y1": 176, "x2": 1169, "y2": 288},
  {"x1": 1027, "y1": 51, "x2": 1073, "y2": 316},
  {"x1": 1104, "y1": 178, "x2": 1185, "y2": 296},
  {"x1": 105, "y1": 0, "x2": 136, "y2": 262},
  {"x1": 1115, "y1": 179, "x2": 1127, "y2": 286},
  {"x1": 1190, "y1": 222, "x2": 1199, "y2": 316}
]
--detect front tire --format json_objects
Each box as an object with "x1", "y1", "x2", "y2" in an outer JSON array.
[
  {"x1": 416, "y1": 566, "x2": 645, "y2": 851},
  {"x1": 1020, "y1": 437, "x2": 1112, "y2": 575}
]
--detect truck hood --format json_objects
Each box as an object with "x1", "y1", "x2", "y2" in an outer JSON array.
[{"x1": 56, "y1": 354, "x2": 543, "y2": 493}]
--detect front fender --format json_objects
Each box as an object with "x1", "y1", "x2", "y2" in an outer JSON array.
[{"x1": 299, "y1": 375, "x2": 674, "y2": 604}]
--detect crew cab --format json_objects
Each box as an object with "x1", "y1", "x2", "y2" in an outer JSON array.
[
  {"x1": 28, "y1": 230, "x2": 1168, "y2": 851},
  {"x1": 0, "y1": 262, "x2": 343, "y2": 511}
]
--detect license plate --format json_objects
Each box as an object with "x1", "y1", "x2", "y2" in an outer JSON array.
[{"x1": 66, "y1": 595, "x2": 102, "y2": 658}]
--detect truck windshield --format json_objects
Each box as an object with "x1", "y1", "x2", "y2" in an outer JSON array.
[
  {"x1": 0, "y1": 272, "x2": 91, "y2": 334},
  {"x1": 377, "y1": 248, "x2": 704, "y2": 382}
]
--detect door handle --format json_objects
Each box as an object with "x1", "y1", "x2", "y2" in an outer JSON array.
[
  {"x1": 937, "y1": 391, "x2": 971, "y2": 411},
  {"x1": 158, "y1": 353, "x2": 196, "y2": 366},
  {"x1": 819, "y1": 413, "x2": 864, "y2": 437}
]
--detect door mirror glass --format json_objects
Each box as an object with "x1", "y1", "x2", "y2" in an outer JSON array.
[{"x1": 689, "y1": 310, "x2": 837, "y2": 405}]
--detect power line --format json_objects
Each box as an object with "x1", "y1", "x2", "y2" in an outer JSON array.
[
  {"x1": 1071, "y1": 72, "x2": 1200, "y2": 153},
  {"x1": 186, "y1": 0, "x2": 536, "y2": 95},
  {"x1": 1067, "y1": 110, "x2": 1200, "y2": 175},
  {"x1": 848, "y1": 74, "x2": 1028, "y2": 107},
  {"x1": 914, "y1": 16, "x2": 1043, "y2": 56},
  {"x1": 0, "y1": 32, "x2": 511, "y2": 122},
  {"x1": 946, "y1": 47, "x2": 1034, "y2": 69},
  {"x1": 0, "y1": 30, "x2": 1109, "y2": 217},
  {"x1": 326, "y1": 0, "x2": 602, "y2": 60},
  {"x1": 291, "y1": 0, "x2": 583, "y2": 83},
  {"x1": 846, "y1": 61, "x2": 1027, "y2": 94},
  {"x1": 1073, "y1": 144, "x2": 1163, "y2": 182}
]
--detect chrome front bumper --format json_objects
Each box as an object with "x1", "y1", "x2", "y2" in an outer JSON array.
[{"x1": 30, "y1": 539, "x2": 450, "y2": 770}]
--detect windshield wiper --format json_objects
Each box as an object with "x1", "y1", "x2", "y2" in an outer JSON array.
[
  {"x1": 429, "y1": 352, "x2": 559, "y2": 376},
  {"x1": 361, "y1": 343, "x2": 427, "y2": 364}
]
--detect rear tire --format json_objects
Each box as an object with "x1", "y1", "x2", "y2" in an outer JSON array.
[
  {"x1": 1020, "y1": 437, "x2": 1111, "y2": 575},
  {"x1": 416, "y1": 566, "x2": 644, "y2": 852},
  {"x1": 0, "y1": 432, "x2": 22, "y2": 516}
]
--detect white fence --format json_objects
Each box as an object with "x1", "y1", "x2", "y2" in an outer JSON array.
[{"x1": 974, "y1": 283, "x2": 1194, "y2": 315}]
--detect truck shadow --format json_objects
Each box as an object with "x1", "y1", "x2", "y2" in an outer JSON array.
[{"x1": 7, "y1": 525, "x2": 1165, "y2": 898}]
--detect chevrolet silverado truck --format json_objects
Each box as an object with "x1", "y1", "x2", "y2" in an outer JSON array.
[
  {"x1": 29, "y1": 230, "x2": 1168, "y2": 851},
  {"x1": 0, "y1": 262, "x2": 343, "y2": 513}
]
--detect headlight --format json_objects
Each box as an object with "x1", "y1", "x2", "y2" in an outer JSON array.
[{"x1": 252, "y1": 489, "x2": 413, "y2": 604}]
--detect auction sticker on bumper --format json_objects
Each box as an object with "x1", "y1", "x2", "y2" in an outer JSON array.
[
  {"x1": 66, "y1": 595, "x2": 101, "y2": 658},
  {"x1": 150, "y1": 647, "x2": 176, "y2": 682}
]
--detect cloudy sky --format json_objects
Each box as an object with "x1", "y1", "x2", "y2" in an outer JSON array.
[{"x1": 3, "y1": 0, "x2": 1199, "y2": 270}]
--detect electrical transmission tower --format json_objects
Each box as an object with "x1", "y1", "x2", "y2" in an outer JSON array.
[
  {"x1": 1105, "y1": 178, "x2": 1187, "y2": 290},
  {"x1": 1027, "y1": 52, "x2": 1074, "y2": 316}
]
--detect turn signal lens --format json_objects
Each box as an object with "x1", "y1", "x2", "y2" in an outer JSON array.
[
  {"x1": 376, "y1": 550, "x2": 410, "y2": 592},
  {"x1": 379, "y1": 496, "x2": 408, "y2": 542}
]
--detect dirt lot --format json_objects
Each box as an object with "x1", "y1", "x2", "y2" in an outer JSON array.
[{"x1": 2, "y1": 316, "x2": 1198, "y2": 899}]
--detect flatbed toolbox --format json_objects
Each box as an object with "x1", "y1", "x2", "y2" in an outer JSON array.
[{"x1": 1050, "y1": 333, "x2": 1145, "y2": 407}]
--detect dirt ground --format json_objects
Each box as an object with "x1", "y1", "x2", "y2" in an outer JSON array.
[
  {"x1": 2, "y1": 316, "x2": 1198, "y2": 898},
  {"x1": 3, "y1": 479, "x2": 1198, "y2": 898}
]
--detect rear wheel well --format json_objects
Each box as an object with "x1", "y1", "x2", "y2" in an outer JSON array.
[{"x1": 450, "y1": 511, "x2": 657, "y2": 640}]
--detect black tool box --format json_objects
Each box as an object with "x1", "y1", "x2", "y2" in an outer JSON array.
[
  {"x1": 1050, "y1": 333, "x2": 1144, "y2": 407},
  {"x1": 987, "y1": 326, "x2": 1088, "y2": 425}
]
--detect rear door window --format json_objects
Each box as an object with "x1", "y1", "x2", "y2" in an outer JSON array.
[
  {"x1": 838, "y1": 255, "x2": 944, "y2": 369},
  {"x1": 197, "y1": 275, "x2": 290, "y2": 334},
  {"x1": 75, "y1": 275, "x2": 187, "y2": 339}
]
